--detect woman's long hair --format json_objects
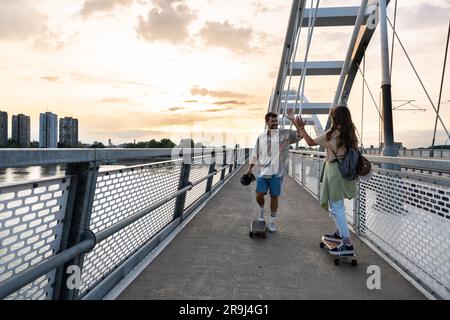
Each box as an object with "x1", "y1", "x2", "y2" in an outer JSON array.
[{"x1": 326, "y1": 106, "x2": 358, "y2": 150}]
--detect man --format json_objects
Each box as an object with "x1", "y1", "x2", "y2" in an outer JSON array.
[{"x1": 247, "y1": 110, "x2": 303, "y2": 232}]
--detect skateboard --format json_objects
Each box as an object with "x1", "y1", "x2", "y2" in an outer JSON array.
[
  {"x1": 249, "y1": 219, "x2": 266, "y2": 238},
  {"x1": 320, "y1": 236, "x2": 357, "y2": 266}
]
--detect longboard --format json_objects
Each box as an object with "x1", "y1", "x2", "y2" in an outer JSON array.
[
  {"x1": 249, "y1": 220, "x2": 266, "y2": 238},
  {"x1": 320, "y1": 236, "x2": 357, "y2": 266}
]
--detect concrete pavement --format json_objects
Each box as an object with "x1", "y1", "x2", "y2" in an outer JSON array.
[{"x1": 118, "y1": 166, "x2": 425, "y2": 300}]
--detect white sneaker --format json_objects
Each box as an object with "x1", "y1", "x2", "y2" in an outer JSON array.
[{"x1": 267, "y1": 216, "x2": 277, "y2": 232}]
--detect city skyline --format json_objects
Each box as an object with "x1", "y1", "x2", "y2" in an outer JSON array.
[
  {"x1": 0, "y1": 0, "x2": 449, "y2": 148},
  {"x1": 12, "y1": 113, "x2": 31, "y2": 148},
  {"x1": 0, "y1": 111, "x2": 7, "y2": 145},
  {"x1": 0, "y1": 110, "x2": 81, "y2": 148}
]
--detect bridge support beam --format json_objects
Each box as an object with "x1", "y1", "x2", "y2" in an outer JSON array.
[
  {"x1": 54, "y1": 161, "x2": 99, "y2": 300},
  {"x1": 205, "y1": 150, "x2": 216, "y2": 193},
  {"x1": 379, "y1": 0, "x2": 399, "y2": 169},
  {"x1": 173, "y1": 150, "x2": 192, "y2": 220},
  {"x1": 220, "y1": 146, "x2": 227, "y2": 181}
]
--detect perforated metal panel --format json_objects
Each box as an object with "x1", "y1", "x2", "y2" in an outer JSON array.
[
  {"x1": 79, "y1": 161, "x2": 181, "y2": 296},
  {"x1": 359, "y1": 173, "x2": 450, "y2": 299},
  {"x1": 0, "y1": 177, "x2": 70, "y2": 300},
  {"x1": 236, "y1": 149, "x2": 246, "y2": 166},
  {"x1": 303, "y1": 156, "x2": 322, "y2": 198},
  {"x1": 212, "y1": 153, "x2": 224, "y2": 187},
  {"x1": 290, "y1": 153, "x2": 303, "y2": 186},
  {"x1": 344, "y1": 198, "x2": 355, "y2": 227},
  {"x1": 184, "y1": 156, "x2": 211, "y2": 210}
]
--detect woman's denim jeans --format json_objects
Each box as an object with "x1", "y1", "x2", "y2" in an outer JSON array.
[{"x1": 329, "y1": 199, "x2": 350, "y2": 238}]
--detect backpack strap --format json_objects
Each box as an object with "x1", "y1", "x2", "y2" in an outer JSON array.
[
  {"x1": 330, "y1": 147, "x2": 342, "y2": 163},
  {"x1": 331, "y1": 144, "x2": 351, "y2": 164}
]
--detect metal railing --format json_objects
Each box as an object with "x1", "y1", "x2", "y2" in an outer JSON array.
[
  {"x1": 288, "y1": 150, "x2": 450, "y2": 300},
  {"x1": 365, "y1": 148, "x2": 450, "y2": 159},
  {"x1": 0, "y1": 147, "x2": 249, "y2": 300}
]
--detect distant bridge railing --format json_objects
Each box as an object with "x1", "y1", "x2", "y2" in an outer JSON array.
[
  {"x1": 289, "y1": 150, "x2": 450, "y2": 300},
  {"x1": 365, "y1": 148, "x2": 450, "y2": 159},
  {"x1": 0, "y1": 147, "x2": 249, "y2": 300}
]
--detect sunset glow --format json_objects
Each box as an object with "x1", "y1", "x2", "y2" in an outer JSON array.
[{"x1": 0, "y1": 0, "x2": 449, "y2": 147}]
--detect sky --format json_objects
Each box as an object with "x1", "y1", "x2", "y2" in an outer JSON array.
[{"x1": 0, "y1": 0, "x2": 449, "y2": 148}]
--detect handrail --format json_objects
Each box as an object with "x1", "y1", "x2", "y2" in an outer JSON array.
[
  {"x1": 0, "y1": 148, "x2": 239, "y2": 169},
  {"x1": 290, "y1": 149, "x2": 450, "y2": 173}
]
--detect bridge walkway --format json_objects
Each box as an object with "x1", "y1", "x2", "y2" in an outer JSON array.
[{"x1": 118, "y1": 166, "x2": 425, "y2": 300}]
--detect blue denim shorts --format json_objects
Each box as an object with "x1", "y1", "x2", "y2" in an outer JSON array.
[{"x1": 256, "y1": 175, "x2": 283, "y2": 197}]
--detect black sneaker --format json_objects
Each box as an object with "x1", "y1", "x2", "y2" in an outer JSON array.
[
  {"x1": 329, "y1": 242, "x2": 355, "y2": 256},
  {"x1": 323, "y1": 231, "x2": 342, "y2": 243}
]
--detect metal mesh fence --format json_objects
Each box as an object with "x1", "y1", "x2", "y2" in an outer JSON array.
[
  {"x1": 184, "y1": 156, "x2": 211, "y2": 210},
  {"x1": 0, "y1": 149, "x2": 246, "y2": 300},
  {"x1": 290, "y1": 153, "x2": 303, "y2": 186},
  {"x1": 0, "y1": 177, "x2": 70, "y2": 299},
  {"x1": 359, "y1": 173, "x2": 450, "y2": 299},
  {"x1": 344, "y1": 198, "x2": 355, "y2": 228},
  {"x1": 289, "y1": 151, "x2": 450, "y2": 299},
  {"x1": 79, "y1": 161, "x2": 182, "y2": 295}
]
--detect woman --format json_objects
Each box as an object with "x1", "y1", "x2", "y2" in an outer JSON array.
[{"x1": 295, "y1": 106, "x2": 358, "y2": 256}]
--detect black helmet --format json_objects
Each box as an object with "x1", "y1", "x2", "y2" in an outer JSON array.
[
  {"x1": 240, "y1": 173, "x2": 256, "y2": 186},
  {"x1": 240, "y1": 174, "x2": 251, "y2": 186}
]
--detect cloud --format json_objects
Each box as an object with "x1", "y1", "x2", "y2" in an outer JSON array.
[
  {"x1": 198, "y1": 20, "x2": 255, "y2": 53},
  {"x1": 205, "y1": 107, "x2": 235, "y2": 113},
  {"x1": 251, "y1": 1, "x2": 287, "y2": 15},
  {"x1": 0, "y1": 1, "x2": 77, "y2": 50},
  {"x1": 136, "y1": 0, "x2": 196, "y2": 43},
  {"x1": 40, "y1": 72, "x2": 160, "y2": 91},
  {"x1": 252, "y1": 2, "x2": 269, "y2": 14},
  {"x1": 190, "y1": 85, "x2": 249, "y2": 99},
  {"x1": 267, "y1": 70, "x2": 278, "y2": 79},
  {"x1": 213, "y1": 100, "x2": 247, "y2": 106},
  {"x1": 0, "y1": 1, "x2": 47, "y2": 41},
  {"x1": 99, "y1": 97, "x2": 133, "y2": 104},
  {"x1": 400, "y1": 2, "x2": 450, "y2": 30},
  {"x1": 80, "y1": 0, "x2": 135, "y2": 18},
  {"x1": 40, "y1": 76, "x2": 62, "y2": 83},
  {"x1": 167, "y1": 107, "x2": 186, "y2": 111},
  {"x1": 83, "y1": 110, "x2": 231, "y2": 132}
]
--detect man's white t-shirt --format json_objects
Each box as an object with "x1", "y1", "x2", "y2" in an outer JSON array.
[{"x1": 250, "y1": 129, "x2": 301, "y2": 178}]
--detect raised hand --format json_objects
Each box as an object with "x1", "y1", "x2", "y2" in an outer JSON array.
[
  {"x1": 286, "y1": 109, "x2": 295, "y2": 121},
  {"x1": 295, "y1": 115, "x2": 305, "y2": 128}
]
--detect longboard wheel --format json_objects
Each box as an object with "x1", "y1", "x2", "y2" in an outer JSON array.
[
  {"x1": 249, "y1": 232, "x2": 254, "y2": 238},
  {"x1": 351, "y1": 259, "x2": 357, "y2": 267},
  {"x1": 334, "y1": 258, "x2": 340, "y2": 266},
  {"x1": 319, "y1": 242, "x2": 325, "y2": 249}
]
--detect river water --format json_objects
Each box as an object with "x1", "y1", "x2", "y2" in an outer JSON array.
[{"x1": 0, "y1": 165, "x2": 130, "y2": 185}]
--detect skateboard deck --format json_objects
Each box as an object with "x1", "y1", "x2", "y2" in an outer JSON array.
[
  {"x1": 320, "y1": 236, "x2": 357, "y2": 266},
  {"x1": 249, "y1": 220, "x2": 266, "y2": 238}
]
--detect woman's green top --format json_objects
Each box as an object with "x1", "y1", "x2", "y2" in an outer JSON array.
[{"x1": 319, "y1": 160, "x2": 357, "y2": 210}]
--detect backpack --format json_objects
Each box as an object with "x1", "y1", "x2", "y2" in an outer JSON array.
[
  {"x1": 357, "y1": 153, "x2": 372, "y2": 177},
  {"x1": 332, "y1": 147, "x2": 371, "y2": 180}
]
